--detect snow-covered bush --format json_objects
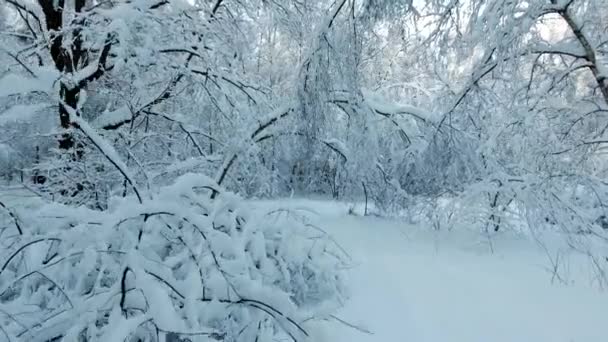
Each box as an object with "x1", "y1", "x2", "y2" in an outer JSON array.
[{"x1": 0, "y1": 173, "x2": 347, "y2": 341}]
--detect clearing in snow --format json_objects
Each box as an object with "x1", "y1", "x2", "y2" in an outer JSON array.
[{"x1": 259, "y1": 199, "x2": 608, "y2": 342}]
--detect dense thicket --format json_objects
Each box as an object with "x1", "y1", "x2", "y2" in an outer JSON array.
[{"x1": 1, "y1": 0, "x2": 608, "y2": 339}]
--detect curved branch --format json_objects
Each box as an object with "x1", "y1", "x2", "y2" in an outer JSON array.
[
  {"x1": 256, "y1": 131, "x2": 348, "y2": 162},
  {"x1": 214, "y1": 105, "x2": 293, "y2": 190},
  {"x1": 68, "y1": 113, "x2": 143, "y2": 203},
  {"x1": 0, "y1": 201, "x2": 23, "y2": 235},
  {"x1": 1, "y1": 238, "x2": 62, "y2": 275}
]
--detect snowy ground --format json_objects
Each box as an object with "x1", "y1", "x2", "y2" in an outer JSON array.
[
  {"x1": 257, "y1": 199, "x2": 608, "y2": 342},
  {"x1": 2, "y1": 188, "x2": 608, "y2": 342}
]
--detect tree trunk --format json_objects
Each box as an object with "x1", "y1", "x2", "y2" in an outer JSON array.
[
  {"x1": 38, "y1": 0, "x2": 88, "y2": 152},
  {"x1": 555, "y1": 1, "x2": 608, "y2": 105}
]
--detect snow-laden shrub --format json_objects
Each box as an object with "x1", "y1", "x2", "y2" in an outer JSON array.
[
  {"x1": 425, "y1": 174, "x2": 608, "y2": 286},
  {"x1": 0, "y1": 173, "x2": 347, "y2": 341},
  {"x1": 32, "y1": 144, "x2": 112, "y2": 210}
]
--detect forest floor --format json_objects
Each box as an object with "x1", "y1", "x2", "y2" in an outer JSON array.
[
  {"x1": 2, "y1": 187, "x2": 608, "y2": 341},
  {"x1": 258, "y1": 199, "x2": 608, "y2": 342}
]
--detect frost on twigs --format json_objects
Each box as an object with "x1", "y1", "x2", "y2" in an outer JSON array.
[{"x1": 0, "y1": 173, "x2": 346, "y2": 342}]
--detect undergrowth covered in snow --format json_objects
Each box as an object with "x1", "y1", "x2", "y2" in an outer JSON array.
[{"x1": 0, "y1": 174, "x2": 347, "y2": 341}]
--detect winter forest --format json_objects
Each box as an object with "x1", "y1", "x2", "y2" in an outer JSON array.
[{"x1": 0, "y1": 0, "x2": 608, "y2": 341}]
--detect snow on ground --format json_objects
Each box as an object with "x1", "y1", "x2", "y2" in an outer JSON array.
[
  {"x1": 3, "y1": 189, "x2": 608, "y2": 342},
  {"x1": 256, "y1": 198, "x2": 608, "y2": 342}
]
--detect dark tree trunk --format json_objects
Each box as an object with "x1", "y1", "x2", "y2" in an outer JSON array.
[
  {"x1": 38, "y1": 0, "x2": 88, "y2": 153},
  {"x1": 58, "y1": 85, "x2": 79, "y2": 150},
  {"x1": 38, "y1": 0, "x2": 65, "y2": 69}
]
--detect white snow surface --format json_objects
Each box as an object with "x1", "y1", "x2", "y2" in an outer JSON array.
[
  {"x1": 0, "y1": 68, "x2": 59, "y2": 97},
  {"x1": 254, "y1": 198, "x2": 608, "y2": 342},
  {"x1": 2, "y1": 189, "x2": 607, "y2": 342},
  {"x1": 0, "y1": 103, "x2": 48, "y2": 126},
  {"x1": 93, "y1": 105, "x2": 131, "y2": 128}
]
